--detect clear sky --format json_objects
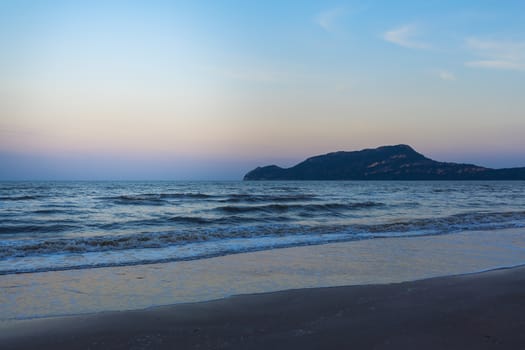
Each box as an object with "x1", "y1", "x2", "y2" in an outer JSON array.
[{"x1": 1, "y1": 0, "x2": 524, "y2": 180}]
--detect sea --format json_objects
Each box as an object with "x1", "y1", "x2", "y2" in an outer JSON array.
[{"x1": 1, "y1": 181, "x2": 525, "y2": 276}]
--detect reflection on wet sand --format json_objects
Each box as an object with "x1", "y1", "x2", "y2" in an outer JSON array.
[{"x1": 1, "y1": 227, "x2": 525, "y2": 322}]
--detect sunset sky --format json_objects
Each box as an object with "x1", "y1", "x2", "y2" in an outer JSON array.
[{"x1": 1, "y1": 0, "x2": 524, "y2": 180}]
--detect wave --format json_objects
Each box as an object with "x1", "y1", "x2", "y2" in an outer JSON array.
[
  {"x1": 268, "y1": 186, "x2": 302, "y2": 191},
  {"x1": 160, "y1": 193, "x2": 214, "y2": 199},
  {"x1": 2, "y1": 210, "x2": 524, "y2": 264},
  {"x1": 220, "y1": 194, "x2": 317, "y2": 203},
  {"x1": 0, "y1": 195, "x2": 42, "y2": 201},
  {"x1": 101, "y1": 193, "x2": 318, "y2": 205},
  {"x1": 92, "y1": 215, "x2": 291, "y2": 231},
  {"x1": 100, "y1": 193, "x2": 215, "y2": 205},
  {"x1": 102, "y1": 195, "x2": 166, "y2": 205},
  {"x1": 216, "y1": 201, "x2": 384, "y2": 214},
  {"x1": 169, "y1": 215, "x2": 290, "y2": 225},
  {"x1": 0, "y1": 223, "x2": 80, "y2": 235},
  {"x1": 359, "y1": 211, "x2": 525, "y2": 234},
  {"x1": 167, "y1": 215, "x2": 269, "y2": 225},
  {"x1": 0, "y1": 227, "x2": 264, "y2": 259},
  {"x1": 32, "y1": 208, "x2": 86, "y2": 215},
  {"x1": 32, "y1": 209, "x2": 69, "y2": 215}
]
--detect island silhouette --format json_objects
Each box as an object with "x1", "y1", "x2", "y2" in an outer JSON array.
[{"x1": 244, "y1": 144, "x2": 525, "y2": 180}]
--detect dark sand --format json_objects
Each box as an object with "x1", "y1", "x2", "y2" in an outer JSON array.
[{"x1": 3, "y1": 266, "x2": 525, "y2": 349}]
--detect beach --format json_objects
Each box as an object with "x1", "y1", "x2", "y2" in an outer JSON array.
[
  {"x1": 2, "y1": 227, "x2": 525, "y2": 349},
  {"x1": 3, "y1": 264, "x2": 525, "y2": 349},
  {"x1": 2, "y1": 0, "x2": 525, "y2": 347}
]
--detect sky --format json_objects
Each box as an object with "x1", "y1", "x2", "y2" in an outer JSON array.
[{"x1": 1, "y1": 0, "x2": 524, "y2": 180}]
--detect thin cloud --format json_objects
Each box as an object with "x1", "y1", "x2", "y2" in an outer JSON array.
[
  {"x1": 465, "y1": 60, "x2": 525, "y2": 71},
  {"x1": 383, "y1": 24, "x2": 430, "y2": 49},
  {"x1": 315, "y1": 8, "x2": 344, "y2": 32},
  {"x1": 438, "y1": 70, "x2": 456, "y2": 81},
  {"x1": 465, "y1": 38, "x2": 525, "y2": 71}
]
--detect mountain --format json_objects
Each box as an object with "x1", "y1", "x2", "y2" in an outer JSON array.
[{"x1": 243, "y1": 145, "x2": 525, "y2": 180}]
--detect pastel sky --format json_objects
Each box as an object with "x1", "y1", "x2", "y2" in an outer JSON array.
[{"x1": 1, "y1": 0, "x2": 524, "y2": 180}]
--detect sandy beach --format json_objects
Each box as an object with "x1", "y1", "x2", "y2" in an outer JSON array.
[
  {"x1": 2, "y1": 0, "x2": 524, "y2": 347},
  {"x1": 2, "y1": 228, "x2": 525, "y2": 349},
  {"x1": 3, "y1": 265, "x2": 525, "y2": 349}
]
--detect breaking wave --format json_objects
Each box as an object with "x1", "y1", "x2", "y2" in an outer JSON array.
[
  {"x1": 2, "y1": 180, "x2": 525, "y2": 275},
  {"x1": 2, "y1": 210, "x2": 525, "y2": 273}
]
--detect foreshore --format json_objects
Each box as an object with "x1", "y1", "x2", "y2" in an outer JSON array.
[
  {"x1": 2, "y1": 228, "x2": 525, "y2": 349},
  {"x1": 3, "y1": 265, "x2": 525, "y2": 349}
]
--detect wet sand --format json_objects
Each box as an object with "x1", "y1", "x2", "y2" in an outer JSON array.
[
  {"x1": 2, "y1": 228, "x2": 525, "y2": 349},
  {"x1": 3, "y1": 228, "x2": 525, "y2": 321},
  {"x1": 3, "y1": 265, "x2": 525, "y2": 349}
]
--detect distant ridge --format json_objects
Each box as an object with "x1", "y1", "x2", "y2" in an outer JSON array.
[{"x1": 243, "y1": 144, "x2": 525, "y2": 180}]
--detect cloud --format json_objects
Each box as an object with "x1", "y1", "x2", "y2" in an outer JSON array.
[
  {"x1": 465, "y1": 60, "x2": 525, "y2": 71},
  {"x1": 315, "y1": 8, "x2": 344, "y2": 32},
  {"x1": 383, "y1": 24, "x2": 430, "y2": 49},
  {"x1": 438, "y1": 70, "x2": 456, "y2": 81},
  {"x1": 465, "y1": 38, "x2": 525, "y2": 71}
]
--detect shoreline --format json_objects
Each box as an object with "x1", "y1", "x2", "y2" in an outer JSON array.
[
  {"x1": 2, "y1": 227, "x2": 525, "y2": 322},
  {"x1": 3, "y1": 264, "x2": 525, "y2": 349}
]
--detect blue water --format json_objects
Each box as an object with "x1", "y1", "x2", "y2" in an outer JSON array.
[{"x1": 1, "y1": 181, "x2": 525, "y2": 275}]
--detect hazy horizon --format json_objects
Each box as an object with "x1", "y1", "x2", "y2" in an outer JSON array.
[{"x1": 1, "y1": 1, "x2": 524, "y2": 180}]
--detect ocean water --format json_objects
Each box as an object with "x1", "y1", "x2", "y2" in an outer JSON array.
[{"x1": 1, "y1": 181, "x2": 525, "y2": 275}]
